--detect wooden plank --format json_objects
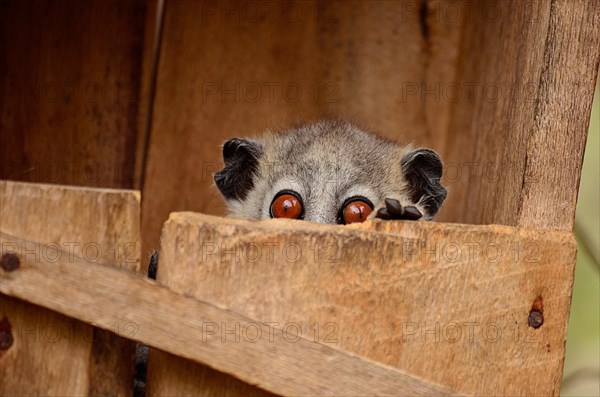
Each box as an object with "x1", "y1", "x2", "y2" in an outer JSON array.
[
  {"x1": 0, "y1": 232, "x2": 462, "y2": 397},
  {"x1": 0, "y1": 181, "x2": 141, "y2": 396},
  {"x1": 441, "y1": 0, "x2": 600, "y2": 230},
  {"x1": 0, "y1": 0, "x2": 152, "y2": 189},
  {"x1": 516, "y1": 0, "x2": 600, "y2": 230},
  {"x1": 150, "y1": 212, "x2": 576, "y2": 396},
  {"x1": 140, "y1": 0, "x2": 464, "y2": 257}
]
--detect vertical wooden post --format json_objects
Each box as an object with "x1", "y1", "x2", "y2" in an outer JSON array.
[{"x1": 441, "y1": 0, "x2": 600, "y2": 229}]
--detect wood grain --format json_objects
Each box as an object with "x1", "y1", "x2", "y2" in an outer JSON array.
[
  {"x1": 440, "y1": 0, "x2": 600, "y2": 230},
  {"x1": 133, "y1": 0, "x2": 164, "y2": 191},
  {"x1": 140, "y1": 0, "x2": 464, "y2": 256},
  {"x1": 0, "y1": 232, "x2": 462, "y2": 397},
  {"x1": 0, "y1": 0, "x2": 152, "y2": 189},
  {"x1": 0, "y1": 181, "x2": 141, "y2": 396},
  {"x1": 149, "y1": 212, "x2": 576, "y2": 396}
]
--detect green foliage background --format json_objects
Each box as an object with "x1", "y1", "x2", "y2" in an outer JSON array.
[{"x1": 561, "y1": 83, "x2": 600, "y2": 396}]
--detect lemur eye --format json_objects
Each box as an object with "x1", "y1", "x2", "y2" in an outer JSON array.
[
  {"x1": 270, "y1": 190, "x2": 303, "y2": 219},
  {"x1": 340, "y1": 197, "x2": 374, "y2": 224}
]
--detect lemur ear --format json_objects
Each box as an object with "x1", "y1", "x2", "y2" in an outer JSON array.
[
  {"x1": 401, "y1": 148, "x2": 447, "y2": 219},
  {"x1": 214, "y1": 138, "x2": 264, "y2": 200}
]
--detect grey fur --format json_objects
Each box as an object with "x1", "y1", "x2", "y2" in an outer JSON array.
[{"x1": 214, "y1": 120, "x2": 447, "y2": 224}]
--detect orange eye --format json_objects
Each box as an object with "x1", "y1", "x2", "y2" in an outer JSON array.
[
  {"x1": 342, "y1": 199, "x2": 373, "y2": 224},
  {"x1": 270, "y1": 192, "x2": 303, "y2": 219}
]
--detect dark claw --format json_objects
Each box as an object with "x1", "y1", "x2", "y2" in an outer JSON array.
[
  {"x1": 403, "y1": 206, "x2": 422, "y2": 220},
  {"x1": 376, "y1": 207, "x2": 393, "y2": 220},
  {"x1": 384, "y1": 198, "x2": 404, "y2": 215},
  {"x1": 375, "y1": 199, "x2": 423, "y2": 221}
]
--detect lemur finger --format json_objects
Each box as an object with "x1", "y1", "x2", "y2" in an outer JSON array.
[
  {"x1": 384, "y1": 198, "x2": 404, "y2": 215},
  {"x1": 403, "y1": 206, "x2": 423, "y2": 220}
]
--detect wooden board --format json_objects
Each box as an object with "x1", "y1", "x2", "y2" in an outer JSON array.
[
  {"x1": 148, "y1": 212, "x2": 577, "y2": 396},
  {"x1": 440, "y1": 0, "x2": 600, "y2": 230},
  {"x1": 0, "y1": 231, "x2": 461, "y2": 397},
  {"x1": 140, "y1": 0, "x2": 464, "y2": 256},
  {"x1": 0, "y1": 181, "x2": 141, "y2": 395},
  {"x1": 0, "y1": 0, "x2": 153, "y2": 189}
]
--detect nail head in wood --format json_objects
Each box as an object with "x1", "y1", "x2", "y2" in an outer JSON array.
[
  {"x1": 528, "y1": 310, "x2": 543, "y2": 329},
  {"x1": 0, "y1": 253, "x2": 20, "y2": 272},
  {"x1": 528, "y1": 296, "x2": 544, "y2": 329}
]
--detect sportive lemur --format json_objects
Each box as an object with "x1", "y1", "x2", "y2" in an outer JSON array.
[{"x1": 214, "y1": 120, "x2": 447, "y2": 224}]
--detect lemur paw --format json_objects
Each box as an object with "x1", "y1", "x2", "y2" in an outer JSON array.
[{"x1": 375, "y1": 198, "x2": 422, "y2": 221}]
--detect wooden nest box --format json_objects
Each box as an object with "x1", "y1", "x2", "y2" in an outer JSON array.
[{"x1": 0, "y1": 1, "x2": 599, "y2": 396}]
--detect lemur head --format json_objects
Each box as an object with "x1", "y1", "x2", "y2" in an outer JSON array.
[{"x1": 214, "y1": 120, "x2": 446, "y2": 224}]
